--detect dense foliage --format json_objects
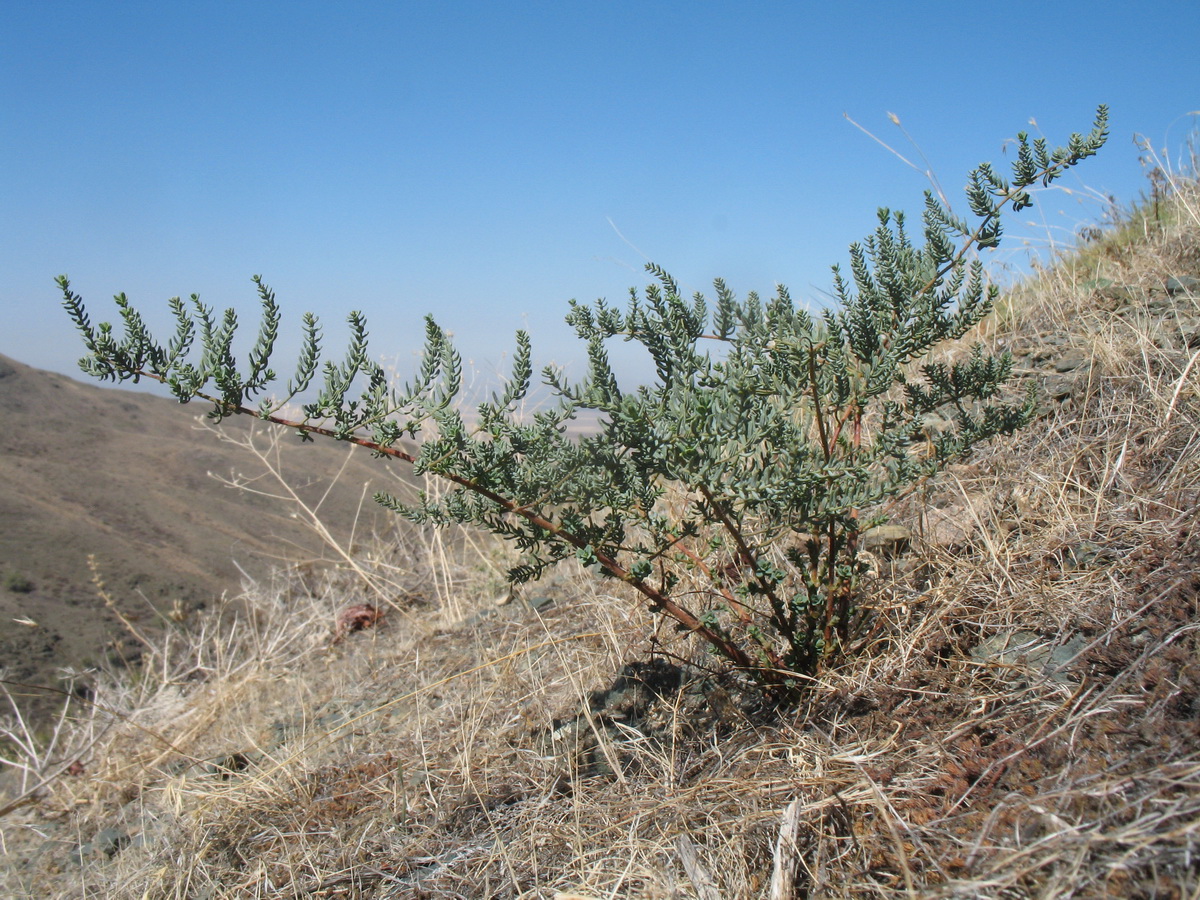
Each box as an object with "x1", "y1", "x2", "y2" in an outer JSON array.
[{"x1": 61, "y1": 108, "x2": 1108, "y2": 698}]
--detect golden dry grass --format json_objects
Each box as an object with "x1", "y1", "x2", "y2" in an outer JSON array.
[{"x1": 3, "y1": 166, "x2": 1199, "y2": 899}]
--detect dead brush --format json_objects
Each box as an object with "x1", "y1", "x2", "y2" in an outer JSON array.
[{"x1": 0, "y1": 522, "x2": 470, "y2": 895}]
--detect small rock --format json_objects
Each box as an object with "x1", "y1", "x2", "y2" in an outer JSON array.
[
  {"x1": 1176, "y1": 316, "x2": 1200, "y2": 349},
  {"x1": 1053, "y1": 349, "x2": 1091, "y2": 372},
  {"x1": 332, "y1": 603, "x2": 383, "y2": 642},
  {"x1": 1060, "y1": 540, "x2": 1116, "y2": 569},
  {"x1": 1094, "y1": 284, "x2": 1140, "y2": 310},
  {"x1": 1165, "y1": 275, "x2": 1200, "y2": 296},
  {"x1": 970, "y1": 631, "x2": 1087, "y2": 685},
  {"x1": 1040, "y1": 372, "x2": 1087, "y2": 404},
  {"x1": 860, "y1": 525, "x2": 912, "y2": 558},
  {"x1": 71, "y1": 827, "x2": 130, "y2": 864},
  {"x1": 919, "y1": 493, "x2": 994, "y2": 550}
]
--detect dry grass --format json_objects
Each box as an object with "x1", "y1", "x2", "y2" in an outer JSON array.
[{"x1": 3, "y1": 169, "x2": 1200, "y2": 899}]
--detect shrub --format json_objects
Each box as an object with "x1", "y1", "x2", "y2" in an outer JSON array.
[
  {"x1": 4, "y1": 571, "x2": 34, "y2": 594},
  {"x1": 60, "y1": 108, "x2": 1108, "y2": 700}
]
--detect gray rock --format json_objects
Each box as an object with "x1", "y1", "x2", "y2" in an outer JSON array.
[
  {"x1": 1166, "y1": 275, "x2": 1200, "y2": 296},
  {"x1": 970, "y1": 631, "x2": 1088, "y2": 685},
  {"x1": 1041, "y1": 373, "x2": 1081, "y2": 402},
  {"x1": 1053, "y1": 349, "x2": 1091, "y2": 372},
  {"x1": 860, "y1": 524, "x2": 912, "y2": 557},
  {"x1": 1176, "y1": 316, "x2": 1200, "y2": 349},
  {"x1": 70, "y1": 826, "x2": 130, "y2": 865}
]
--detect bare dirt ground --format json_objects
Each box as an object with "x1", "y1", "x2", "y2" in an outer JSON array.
[{"x1": 0, "y1": 354, "x2": 409, "y2": 724}]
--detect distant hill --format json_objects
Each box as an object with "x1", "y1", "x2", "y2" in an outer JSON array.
[{"x1": 0, "y1": 353, "x2": 412, "y2": 720}]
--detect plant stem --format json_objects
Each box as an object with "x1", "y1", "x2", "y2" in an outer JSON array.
[{"x1": 125, "y1": 372, "x2": 784, "y2": 688}]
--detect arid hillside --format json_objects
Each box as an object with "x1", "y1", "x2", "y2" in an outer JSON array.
[{"x1": 0, "y1": 354, "x2": 409, "y2": 722}]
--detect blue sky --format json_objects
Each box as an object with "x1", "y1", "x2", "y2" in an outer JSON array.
[{"x1": 3, "y1": 1, "x2": 1198, "y2": 390}]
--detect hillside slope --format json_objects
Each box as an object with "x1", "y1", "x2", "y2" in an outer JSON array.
[{"x1": 0, "y1": 354, "x2": 410, "y2": 721}]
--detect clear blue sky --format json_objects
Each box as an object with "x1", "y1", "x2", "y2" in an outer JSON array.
[{"x1": 3, "y1": 1, "x2": 1197, "y2": 389}]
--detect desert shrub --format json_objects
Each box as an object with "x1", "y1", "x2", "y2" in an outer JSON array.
[
  {"x1": 4, "y1": 571, "x2": 33, "y2": 594},
  {"x1": 60, "y1": 108, "x2": 1108, "y2": 699}
]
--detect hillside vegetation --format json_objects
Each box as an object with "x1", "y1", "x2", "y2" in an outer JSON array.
[{"x1": 3, "y1": 161, "x2": 1199, "y2": 898}]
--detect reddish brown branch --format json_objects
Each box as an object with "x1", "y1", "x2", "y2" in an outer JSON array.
[{"x1": 130, "y1": 372, "x2": 781, "y2": 688}]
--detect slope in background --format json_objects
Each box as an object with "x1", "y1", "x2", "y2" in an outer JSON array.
[{"x1": 0, "y1": 354, "x2": 409, "y2": 722}]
